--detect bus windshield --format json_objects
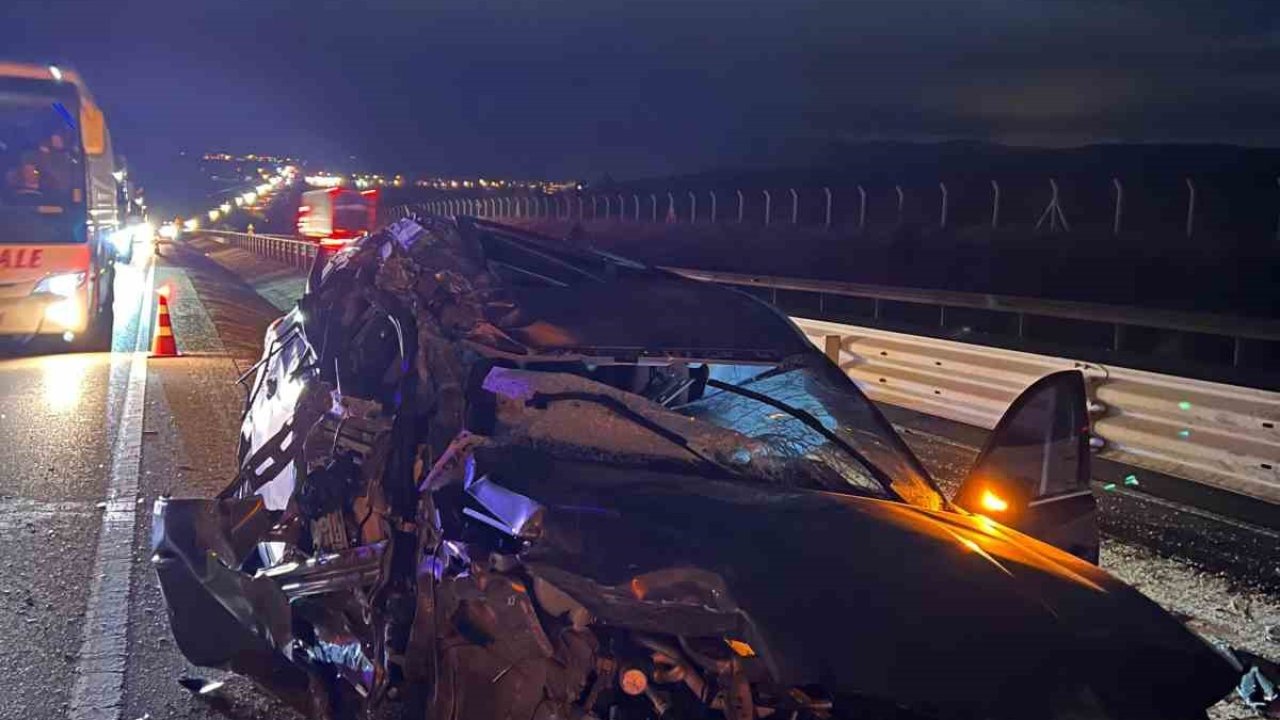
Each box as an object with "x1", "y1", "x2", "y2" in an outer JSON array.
[
  {"x1": 0, "y1": 80, "x2": 86, "y2": 243},
  {"x1": 1, "y1": 98, "x2": 83, "y2": 207}
]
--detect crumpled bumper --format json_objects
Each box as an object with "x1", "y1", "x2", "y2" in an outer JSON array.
[{"x1": 150, "y1": 496, "x2": 312, "y2": 708}]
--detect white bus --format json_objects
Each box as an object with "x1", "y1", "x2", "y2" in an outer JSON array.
[{"x1": 0, "y1": 62, "x2": 118, "y2": 347}]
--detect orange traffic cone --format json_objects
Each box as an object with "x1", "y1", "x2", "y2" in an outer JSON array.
[{"x1": 150, "y1": 291, "x2": 180, "y2": 357}]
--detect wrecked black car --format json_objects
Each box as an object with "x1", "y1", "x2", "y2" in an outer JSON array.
[{"x1": 152, "y1": 216, "x2": 1243, "y2": 719}]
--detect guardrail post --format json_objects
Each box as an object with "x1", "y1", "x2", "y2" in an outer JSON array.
[
  {"x1": 823, "y1": 187, "x2": 832, "y2": 228},
  {"x1": 709, "y1": 191, "x2": 717, "y2": 223},
  {"x1": 591, "y1": 196, "x2": 599, "y2": 220},
  {"x1": 895, "y1": 185, "x2": 904, "y2": 225},
  {"x1": 616, "y1": 194, "x2": 624, "y2": 221},
  {"x1": 667, "y1": 192, "x2": 676, "y2": 222},
  {"x1": 1112, "y1": 178, "x2": 1123, "y2": 236},
  {"x1": 1185, "y1": 177, "x2": 1196, "y2": 238},
  {"x1": 736, "y1": 190, "x2": 744, "y2": 223},
  {"x1": 689, "y1": 191, "x2": 697, "y2": 223},
  {"x1": 939, "y1": 182, "x2": 948, "y2": 228},
  {"x1": 790, "y1": 188, "x2": 799, "y2": 224},
  {"x1": 823, "y1": 335, "x2": 841, "y2": 364},
  {"x1": 858, "y1": 185, "x2": 867, "y2": 232},
  {"x1": 1276, "y1": 177, "x2": 1280, "y2": 246},
  {"x1": 763, "y1": 190, "x2": 772, "y2": 226},
  {"x1": 633, "y1": 194, "x2": 640, "y2": 222},
  {"x1": 651, "y1": 194, "x2": 658, "y2": 222}
]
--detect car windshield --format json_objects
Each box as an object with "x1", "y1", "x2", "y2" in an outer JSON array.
[
  {"x1": 482, "y1": 361, "x2": 945, "y2": 508},
  {"x1": 678, "y1": 358, "x2": 946, "y2": 509}
]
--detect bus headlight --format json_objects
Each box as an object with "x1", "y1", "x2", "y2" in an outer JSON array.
[
  {"x1": 44, "y1": 297, "x2": 84, "y2": 329},
  {"x1": 34, "y1": 271, "x2": 87, "y2": 297}
]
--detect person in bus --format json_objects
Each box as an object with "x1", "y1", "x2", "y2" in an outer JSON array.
[
  {"x1": 34, "y1": 133, "x2": 73, "y2": 198},
  {"x1": 5, "y1": 161, "x2": 43, "y2": 203}
]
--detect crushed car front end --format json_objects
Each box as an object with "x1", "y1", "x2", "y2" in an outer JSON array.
[{"x1": 152, "y1": 216, "x2": 1242, "y2": 720}]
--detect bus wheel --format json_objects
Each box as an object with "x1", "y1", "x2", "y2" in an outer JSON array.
[{"x1": 73, "y1": 287, "x2": 115, "y2": 352}]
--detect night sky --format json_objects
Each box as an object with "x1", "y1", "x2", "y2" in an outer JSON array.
[{"x1": 6, "y1": 0, "x2": 1279, "y2": 180}]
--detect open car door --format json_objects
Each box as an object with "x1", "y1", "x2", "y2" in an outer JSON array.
[{"x1": 953, "y1": 370, "x2": 1099, "y2": 563}]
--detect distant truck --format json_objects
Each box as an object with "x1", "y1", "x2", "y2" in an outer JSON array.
[{"x1": 296, "y1": 188, "x2": 377, "y2": 247}]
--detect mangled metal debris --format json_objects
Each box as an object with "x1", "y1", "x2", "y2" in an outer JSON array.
[{"x1": 153, "y1": 215, "x2": 1257, "y2": 719}]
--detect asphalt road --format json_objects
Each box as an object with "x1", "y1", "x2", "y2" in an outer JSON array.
[{"x1": 0, "y1": 235, "x2": 1273, "y2": 719}]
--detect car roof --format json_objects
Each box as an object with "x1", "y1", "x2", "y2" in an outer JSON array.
[{"x1": 461, "y1": 217, "x2": 815, "y2": 362}]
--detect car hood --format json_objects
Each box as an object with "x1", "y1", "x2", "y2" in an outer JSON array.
[{"x1": 478, "y1": 450, "x2": 1237, "y2": 719}]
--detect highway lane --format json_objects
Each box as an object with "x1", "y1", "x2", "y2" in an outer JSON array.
[
  {"x1": 0, "y1": 250, "x2": 156, "y2": 720},
  {"x1": 0, "y1": 234, "x2": 1272, "y2": 718}
]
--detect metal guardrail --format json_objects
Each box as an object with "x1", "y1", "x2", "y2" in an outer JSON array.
[
  {"x1": 666, "y1": 267, "x2": 1280, "y2": 344},
  {"x1": 200, "y1": 230, "x2": 317, "y2": 271},
  {"x1": 797, "y1": 318, "x2": 1280, "y2": 505}
]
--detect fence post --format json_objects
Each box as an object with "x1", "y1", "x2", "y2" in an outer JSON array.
[
  {"x1": 823, "y1": 187, "x2": 832, "y2": 228},
  {"x1": 651, "y1": 194, "x2": 658, "y2": 222},
  {"x1": 763, "y1": 190, "x2": 772, "y2": 226},
  {"x1": 991, "y1": 180, "x2": 1000, "y2": 229},
  {"x1": 689, "y1": 191, "x2": 697, "y2": 223},
  {"x1": 710, "y1": 191, "x2": 717, "y2": 223},
  {"x1": 591, "y1": 196, "x2": 599, "y2": 220},
  {"x1": 939, "y1": 182, "x2": 948, "y2": 228},
  {"x1": 666, "y1": 192, "x2": 676, "y2": 222},
  {"x1": 858, "y1": 185, "x2": 867, "y2": 232},
  {"x1": 1275, "y1": 177, "x2": 1280, "y2": 246},
  {"x1": 736, "y1": 190, "x2": 744, "y2": 223},
  {"x1": 790, "y1": 188, "x2": 799, "y2": 224},
  {"x1": 1112, "y1": 178, "x2": 1123, "y2": 236},
  {"x1": 1185, "y1": 177, "x2": 1195, "y2": 238},
  {"x1": 1035, "y1": 179, "x2": 1070, "y2": 232},
  {"x1": 616, "y1": 194, "x2": 624, "y2": 221},
  {"x1": 895, "y1": 185, "x2": 904, "y2": 224}
]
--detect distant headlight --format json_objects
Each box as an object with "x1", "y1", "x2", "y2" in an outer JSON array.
[
  {"x1": 159, "y1": 223, "x2": 179, "y2": 240},
  {"x1": 34, "y1": 271, "x2": 87, "y2": 297},
  {"x1": 110, "y1": 227, "x2": 134, "y2": 254}
]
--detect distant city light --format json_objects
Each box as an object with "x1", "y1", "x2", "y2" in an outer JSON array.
[{"x1": 219, "y1": 202, "x2": 232, "y2": 213}]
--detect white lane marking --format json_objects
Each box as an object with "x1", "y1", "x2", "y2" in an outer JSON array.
[{"x1": 68, "y1": 257, "x2": 154, "y2": 720}]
